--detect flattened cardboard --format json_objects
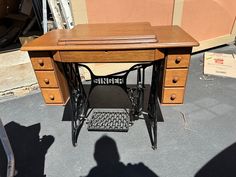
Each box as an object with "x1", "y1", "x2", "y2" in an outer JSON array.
[{"x1": 204, "y1": 52, "x2": 236, "y2": 78}]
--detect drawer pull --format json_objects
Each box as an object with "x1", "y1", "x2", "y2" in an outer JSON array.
[
  {"x1": 175, "y1": 56, "x2": 182, "y2": 64},
  {"x1": 38, "y1": 60, "x2": 44, "y2": 66},
  {"x1": 49, "y1": 95, "x2": 55, "y2": 100},
  {"x1": 170, "y1": 94, "x2": 176, "y2": 101},
  {"x1": 44, "y1": 78, "x2": 50, "y2": 84},
  {"x1": 172, "y1": 76, "x2": 179, "y2": 83}
]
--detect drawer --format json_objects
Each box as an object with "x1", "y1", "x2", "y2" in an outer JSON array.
[
  {"x1": 166, "y1": 54, "x2": 190, "y2": 68},
  {"x1": 31, "y1": 58, "x2": 54, "y2": 70},
  {"x1": 35, "y1": 71, "x2": 59, "y2": 88},
  {"x1": 59, "y1": 50, "x2": 155, "y2": 62},
  {"x1": 166, "y1": 48, "x2": 192, "y2": 68},
  {"x1": 162, "y1": 88, "x2": 185, "y2": 104},
  {"x1": 41, "y1": 88, "x2": 64, "y2": 104},
  {"x1": 164, "y1": 69, "x2": 188, "y2": 87}
]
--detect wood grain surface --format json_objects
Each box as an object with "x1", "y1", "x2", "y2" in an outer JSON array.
[{"x1": 21, "y1": 24, "x2": 199, "y2": 51}]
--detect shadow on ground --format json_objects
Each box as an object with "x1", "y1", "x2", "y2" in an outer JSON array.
[
  {"x1": 0, "y1": 122, "x2": 54, "y2": 177},
  {"x1": 83, "y1": 135, "x2": 159, "y2": 177},
  {"x1": 195, "y1": 142, "x2": 236, "y2": 177}
]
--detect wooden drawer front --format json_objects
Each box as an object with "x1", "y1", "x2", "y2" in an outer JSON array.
[
  {"x1": 35, "y1": 71, "x2": 58, "y2": 88},
  {"x1": 166, "y1": 53, "x2": 190, "y2": 68},
  {"x1": 162, "y1": 88, "x2": 185, "y2": 104},
  {"x1": 164, "y1": 69, "x2": 188, "y2": 87},
  {"x1": 41, "y1": 88, "x2": 63, "y2": 104},
  {"x1": 59, "y1": 50, "x2": 155, "y2": 62},
  {"x1": 31, "y1": 58, "x2": 54, "y2": 70}
]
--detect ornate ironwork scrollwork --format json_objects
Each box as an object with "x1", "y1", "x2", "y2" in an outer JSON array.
[{"x1": 63, "y1": 61, "x2": 163, "y2": 149}]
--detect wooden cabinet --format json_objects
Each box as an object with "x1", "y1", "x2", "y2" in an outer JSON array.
[
  {"x1": 159, "y1": 47, "x2": 191, "y2": 104},
  {"x1": 29, "y1": 52, "x2": 69, "y2": 105},
  {"x1": 22, "y1": 25, "x2": 198, "y2": 105}
]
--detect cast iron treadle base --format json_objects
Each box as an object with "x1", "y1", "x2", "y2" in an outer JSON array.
[{"x1": 87, "y1": 109, "x2": 130, "y2": 132}]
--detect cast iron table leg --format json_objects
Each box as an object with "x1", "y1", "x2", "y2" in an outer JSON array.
[
  {"x1": 147, "y1": 61, "x2": 163, "y2": 149},
  {"x1": 63, "y1": 63, "x2": 89, "y2": 146}
]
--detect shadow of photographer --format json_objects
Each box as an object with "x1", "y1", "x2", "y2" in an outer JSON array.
[
  {"x1": 83, "y1": 135, "x2": 159, "y2": 177},
  {"x1": 0, "y1": 121, "x2": 54, "y2": 177},
  {"x1": 195, "y1": 142, "x2": 236, "y2": 177}
]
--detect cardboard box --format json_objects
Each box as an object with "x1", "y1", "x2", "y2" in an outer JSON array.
[{"x1": 204, "y1": 52, "x2": 236, "y2": 78}]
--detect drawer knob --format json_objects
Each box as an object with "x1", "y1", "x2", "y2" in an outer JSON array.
[
  {"x1": 175, "y1": 57, "x2": 182, "y2": 64},
  {"x1": 172, "y1": 76, "x2": 179, "y2": 83},
  {"x1": 38, "y1": 59, "x2": 44, "y2": 66},
  {"x1": 49, "y1": 95, "x2": 55, "y2": 100},
  {"x1": 170, "y1": 94, "x2": 176, "y2": 101},
  {"x1": 44, "y1": 78, "x2": 50, "y2": 84}
]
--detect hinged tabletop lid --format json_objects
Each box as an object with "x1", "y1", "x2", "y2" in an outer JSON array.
[{"x1": 57, "y1": 22, "x2": 158, "y2": 45}]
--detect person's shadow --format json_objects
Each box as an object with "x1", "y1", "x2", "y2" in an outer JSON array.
[
  {"x1": 0, "y1": 121, "x2": 54, "y2": 177},
  {"x1": 195, "y1": 142, "x2": 236, "y2": 177},
  {"x1": 83, "y1": 135, "x2": 159, "y2": 177}
]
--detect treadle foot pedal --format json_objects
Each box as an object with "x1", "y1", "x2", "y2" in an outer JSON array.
[{"x1": 87, "y1": 109, "x2": 130, "y2": 132}]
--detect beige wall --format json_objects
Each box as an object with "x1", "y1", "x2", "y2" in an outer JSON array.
[
  {"x1": 181, "y1": 0, "x2": 236, "y2": 41},
  {"x1": 86, "y1": 0, "x2": 174, "y2": 26}
]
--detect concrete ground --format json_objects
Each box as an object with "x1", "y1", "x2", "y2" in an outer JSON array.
[
  {"x1": 0, "y1": 50, "x2": 38, "y2": 100},
  {"x1": 1, "y1": 45, "x2": 236, "y2": 177}
]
